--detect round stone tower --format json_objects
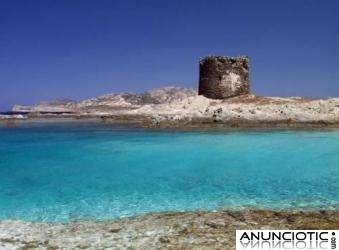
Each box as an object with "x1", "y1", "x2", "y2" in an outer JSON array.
[{"x1": 198, "y1": 56, "x2": 250, "y2": 99}]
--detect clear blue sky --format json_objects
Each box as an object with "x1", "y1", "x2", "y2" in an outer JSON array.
[{"x1": 1, "y1": 0, "x2": 338, "y2": 111}]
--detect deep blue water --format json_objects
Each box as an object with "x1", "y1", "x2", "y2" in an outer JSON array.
[{"x1": 0, "y1": 122, "x2": 339, "y2": 222}]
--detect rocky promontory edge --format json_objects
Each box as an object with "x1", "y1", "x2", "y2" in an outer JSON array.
[
  {"x1": 2, "y1": 86, "x2": 339, "y2": 128},
  {"x1": 1, "y1": 210, "x2": 339, "y2": 249}
]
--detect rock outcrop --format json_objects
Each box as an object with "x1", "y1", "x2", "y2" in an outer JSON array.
[
  {"x1": 6, "y1": 86, "x2": 339, "y2": 127},
  {"x1": 199, "y1": 56, "x2": 250, "y2": 99},
  {"x1": 1, "y1": 210, "x2": 339, "y2": 249},
  {"x1": 12, "y1": 100, "x2": 77, "y2": 113},
  {"x1": 11, "y1": 87, "x2": 197, "y2": 113}
]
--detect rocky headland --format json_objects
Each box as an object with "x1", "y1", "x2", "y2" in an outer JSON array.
[
  {"x1": 3, "y1": 86, "x2": 339, "y2": 128},
  {"x1": 3, "y1": 55, "x2": 339, "y2": 128}
]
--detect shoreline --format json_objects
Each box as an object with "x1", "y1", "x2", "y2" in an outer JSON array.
[
  {"x1": 1, "y1": 115, "x2": 339, "y2": 129},
  {"x1": 1, "y1": 209, "x2": 339, "y2": 249},
  {"x1": 5, "y1": 89, "x2": 339, "y2": 130}
]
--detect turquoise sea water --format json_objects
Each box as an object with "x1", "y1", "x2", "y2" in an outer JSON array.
[{"x1": 0, "y1": 122, "x2": 339, "y2": 222}]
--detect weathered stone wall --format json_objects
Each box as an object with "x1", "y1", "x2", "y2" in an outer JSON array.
[{"x1": 198, "y1": 56, "x2": 250, "y2": 99}]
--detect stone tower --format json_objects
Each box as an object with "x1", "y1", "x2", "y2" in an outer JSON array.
[{"x1": 198, "y1": 56, "x2": 250, "y2": 99}]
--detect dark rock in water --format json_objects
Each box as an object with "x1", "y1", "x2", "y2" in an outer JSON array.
[{"x1": 199, "y1": 56, "x2": 250, "y2": 99}]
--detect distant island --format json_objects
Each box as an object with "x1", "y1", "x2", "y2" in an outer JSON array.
[{"x1": 2, "y1": 56, "x2": 339, "y2": 128}]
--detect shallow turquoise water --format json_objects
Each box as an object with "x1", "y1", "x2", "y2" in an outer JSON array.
[{"x1": 0, "y1": 122, "x2": 339, "y2": 222}]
